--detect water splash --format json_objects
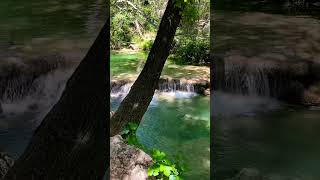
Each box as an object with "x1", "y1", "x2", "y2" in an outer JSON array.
[
  {"x1": 110, "y1": 80, "x2": 198, "y2": 104},
  {"x1": 224, "y1": 63, "x2": 271, "y2": 97},
  {"x1": 1, "y1": 69, "x2": 72, "y2": 125}
]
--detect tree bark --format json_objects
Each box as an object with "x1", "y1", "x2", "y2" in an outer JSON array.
[
  {"x1": 4, "y1": 14, "x2": 109, "y2": 180},
  {"x1": 110, "y1": 0, "x2": 183, "y2": 136}
]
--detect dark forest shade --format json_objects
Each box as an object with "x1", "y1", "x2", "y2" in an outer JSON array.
[{"x1": 4, "y1": 11, "x2": 109, "y2": 180}]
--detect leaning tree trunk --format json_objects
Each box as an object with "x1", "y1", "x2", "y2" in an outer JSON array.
[
  {"x1": 110, "y1": 0, "x2": 183, "y2": 136},
  {"x1": 4, "y1": 15, "x2": 109, "y2": 180}
]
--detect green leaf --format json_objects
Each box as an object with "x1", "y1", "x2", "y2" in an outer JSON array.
[
  {"x1": 128, "y1": 122, "x2": 138, "y2": 131},
  {"x1": 147, "y1": 169, "x2": 153, "y2": 176},
  {"x1": 160, "y1": 165, "x2": 172, "y2": 177},
  {"x1": 169, "y1": 175, "x2": 176, "y2": 180},
  {"x1": 152, "y1": 149, "x2": 166, "y2": 160},
  {"x1": 152, "y1": 168, "x2": 160, "y2": 176}
]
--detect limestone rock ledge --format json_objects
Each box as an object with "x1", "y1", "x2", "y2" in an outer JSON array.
[{"x1": 110, "y1": 135, "x2": 153, "y2": 180}]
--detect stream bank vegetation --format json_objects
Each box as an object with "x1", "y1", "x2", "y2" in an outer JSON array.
[
  {"x1": 110, "y1": 0, "x2": 210, "y2": 179},
  {"x1": 111, "y1": 0, "x2": 209, "y2": 66},
  {"x1": 121, "y1": 122, "x2": 186, "y2": 180}
]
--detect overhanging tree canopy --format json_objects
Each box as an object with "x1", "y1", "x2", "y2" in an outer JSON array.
[{"x1": 110, "y1": 0, "x2": 192, "y2": 136}]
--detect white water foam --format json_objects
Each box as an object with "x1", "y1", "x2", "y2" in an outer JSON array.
[
  {"x1": 1, "y1": 69, "x2": 72, "y2": 125},
  {"x1": 212, "y1": 91, "x2": 282, "y2": 117}
]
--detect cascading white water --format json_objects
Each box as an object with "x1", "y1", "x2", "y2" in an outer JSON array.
[
  {"x1": 1, "y1": 69, "x2": 72, "y2": 125},
  {"x1": 215, "y1": 63, "x2": 284, "y2": 117},
  {"x1": 110, "y1": 82, "x2": 133, "y2": 99},
  {"x1": 110, "y1": 80, "x2": 198, "y2": 104},
  {"x1": 158, "y1": 80, "x2": 195, "y2": 93},
  {"x1": 224, "y1": 64, "x2": 271, "y2": 97}
]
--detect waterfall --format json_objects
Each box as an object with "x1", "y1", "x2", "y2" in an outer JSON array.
[
  {"x1": 110, "y1": 79, "x2": 198, "y2": 103},
  {"x1": 0, "y1": 69, "x2": 72, "y2": 124},
  {"x1": 158, "y1": 79, "x2": 195, "y2": 93},
  {"x1": 224, "y1": 64, "x2": 271, "y2": 96},
  {"x1": 110, "y1": 83, "x2": 133, "y2": 100},
  {"x1": 220, "y1": 61, "x2": 305, "y2": 103}
]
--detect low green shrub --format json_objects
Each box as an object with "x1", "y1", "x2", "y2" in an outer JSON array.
[
  {"x1": 121, "y1": 122, "x2": 185, "y2": 180},
  {"x1": 141, "y1": 39, "x2": 154, "y2": 52},
  {"x1": 171, "y1": 38, "x2": 209, "y2": 66}
]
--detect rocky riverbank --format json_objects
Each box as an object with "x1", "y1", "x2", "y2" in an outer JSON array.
[
  {"x1": 110, "y1": 135, "x2": 152, "y2": 180},
  {"x1": 213, "y1": 11, "x2": 320, "y2": 106}
]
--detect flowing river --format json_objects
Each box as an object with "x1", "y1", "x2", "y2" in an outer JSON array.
[{"x1": 111, "y1": 52, "x2": 211, "y2": 179}]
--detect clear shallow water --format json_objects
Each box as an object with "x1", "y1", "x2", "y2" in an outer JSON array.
[
  {"x1": 213, "y1": 92, "x2": 320, "y2": 180},
  {"x1": 111, "y1": 92, "x2": 210, "y2": 179}
]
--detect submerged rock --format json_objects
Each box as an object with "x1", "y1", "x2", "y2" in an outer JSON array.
[
  {"x1": 110, "y1": 135, "x2": 152, "y2": 180},
  {"x1": 0, "y1": 152, "x2": 14, "y2": 179}
]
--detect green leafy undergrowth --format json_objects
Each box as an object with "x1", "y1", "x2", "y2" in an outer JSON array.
[
  {"x1": 121, "y1": 122, "x2": 145, "y2": 149},
  {"x1": 121, "y1": 122, "x2": 185, "y2": 180}
]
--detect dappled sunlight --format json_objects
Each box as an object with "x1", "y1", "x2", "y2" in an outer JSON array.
[
  {"x1": 111, "y1": 53, "x2": 210, "y2": 83},
  {"x1": 111, "y1": 89, "x2": 210, "y2": 179}
]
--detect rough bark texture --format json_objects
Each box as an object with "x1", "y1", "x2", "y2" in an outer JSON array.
[
  {"x1": 110, "y1": 0, "x2": 183, "y2": 136},
  {"x1": 4, "y1": 16, "x2": 109, "y2": 180}
]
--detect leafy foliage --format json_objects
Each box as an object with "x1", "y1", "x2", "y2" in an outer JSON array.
[
  {"x1": 121, "y1": 122, "x2": 145, "y2": 149},
  {"x1": 141, "y1": 39, "x2": 154, "y2": 52},
  {"x1": 147, "y1": 149, "x2": 185, "y2": 180},
  {"x1": 121, "y1": 122, "x2": 185, "y2": 180},
  {"x1": 111, "y1": 0, "x2": 210, "y2": 65},
  {"x1": 172, "y1": 37, "x2": 209, "y2": 65}
]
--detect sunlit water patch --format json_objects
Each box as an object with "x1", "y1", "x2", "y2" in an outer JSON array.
[{"x1": 111, "y1": 88, "x2": 210, "y2": 179}]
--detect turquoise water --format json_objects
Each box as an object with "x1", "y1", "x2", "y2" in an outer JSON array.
[{"x1": 111, "y1": 92, "x2": 210, "y2": 179}]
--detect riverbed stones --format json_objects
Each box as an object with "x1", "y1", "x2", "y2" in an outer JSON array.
[
  {"x1": 110, "y1": 135, "x2": 152, "y2": 180},
  {"x1": 0, "y1": 152, "x2": 14, "y2": 179}
]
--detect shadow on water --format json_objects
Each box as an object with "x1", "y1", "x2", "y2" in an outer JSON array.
[
  {"x1": 111, "y1": 85, "x2": 210, "y2": 180},
  {"x1": 0, "y1": 0, "x2": 105, "y2": 159},
  {"x1": 212, "y1": 3, "x2": 320, "y2": 179},
  {"x1": 212, "y1": 92, "x2": 320, "y2": 179}
]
